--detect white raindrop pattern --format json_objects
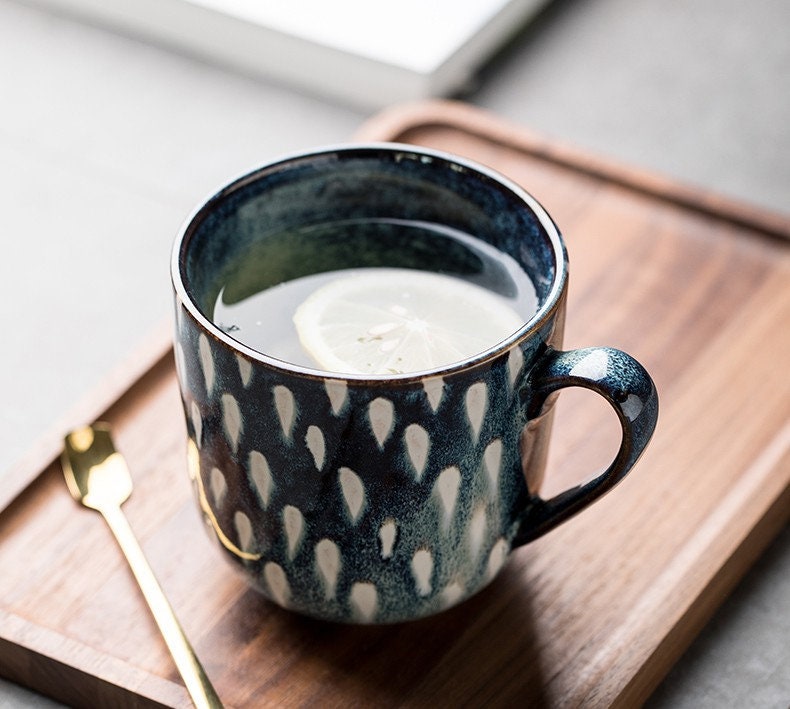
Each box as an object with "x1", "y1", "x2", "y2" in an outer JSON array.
[
  {"x1": 235, "y1": 511, "x2": 255, "y2": 555},
  {"x1": 487, "y1": 539, "x2": 509, "y2": 580},
  {"x1": 422, "y1": 376, "x2": 445, "y2": 412},
  {"x1": 210, "y1": 467, "x2": 227, "y2": 507},
  {"x1": 282, "y1": 505, "x2": 304, "y2": 560},
  {"x1": 508, "y1": 346, "x2": 524, "y2": 388},
  {"x1": 324, "y1": 379, "x2": 348, "y2": 415},
  {"x1": 379, "y1": 519, "x2": 397, "y2": 559},
  {"x1": 198, "y1": 334, "x2": 215, "y2": 395},
  {"x1": 350, "y1": 582, "x2": 378, "y2": 622},
  {"x1": 264, "y1": 562, "x2": 290, "y2": 607},
  {"x1": 273, "y1": 385, "x2": 296, "y2": 441},
  {"x1": 222, "y1": 393, "x2": 242, "y2": 453},
  {"x1": 175, "y1": 343, "x2": 187, "y2": 390},
  {"x1": 236, "y1": 353, "x2": 253, "y2": 387},
  {"x1": 190, "y1": 401, "x2": 202, "y2": 448},
  {"x1": 249, "y1": 451, "x2": 273, "y2": 508},
  {"x1": 305, "y1": 425, "x2": 325, "y2": 470},
  {"x1": 368, "y1": 397, "x2": 394, "y2": 449},
  {"x1": 411, "y1": 549, "x2": 434, "y2": 597},
  {"x1": 465, "y1": 381, "x2": 487, "y2": 443},
  {"x1": 404, "y1": 423, "x2": 429, "y2": 481},
  {"x1": 339, "y1": 467, "x2": 365, "y2": 524},
  {"x1": 315, "y1": 539, "x2": 341, "y2": 599},
  {"x1": 483, "y1": 439, "x2": 503, "y2": 491},
  {"x1": 184, "y1": 329, "x2": 521, "y2": 622},
  {"x1": 434, "y1": 466, "x2": 461, "y2": 530},
  {"x1": 441, "y1": 581, "x2": 464, "y2": 608},
  {"x1": 468, "y1": 505, "x2": 487, "y2": 563}
]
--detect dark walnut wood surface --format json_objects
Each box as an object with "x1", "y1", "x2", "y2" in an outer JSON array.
[{"x1": 1, "y1": 101, "x2": 788, "y2": 708}]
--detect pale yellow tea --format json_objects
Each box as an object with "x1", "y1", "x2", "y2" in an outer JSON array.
[{"x1": 211, "y1": 219, "x2": 538, "y2": 374}]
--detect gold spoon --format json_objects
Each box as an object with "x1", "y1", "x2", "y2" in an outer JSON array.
[{"x1": 62, "y1": 423, "x2": 223, "y2": 709}]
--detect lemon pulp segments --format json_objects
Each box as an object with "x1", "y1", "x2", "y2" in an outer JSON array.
[{"x1": 293, "y1": 269, "x2": 524, "y2": 375}]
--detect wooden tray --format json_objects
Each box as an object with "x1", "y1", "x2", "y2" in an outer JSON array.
[{"x1": 2, "y1": 101, "x2": 788, "y2": 708}]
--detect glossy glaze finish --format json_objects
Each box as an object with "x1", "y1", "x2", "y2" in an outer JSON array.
[{"x1": 171, "y1": 144, "x2": 658, "y2": 623}]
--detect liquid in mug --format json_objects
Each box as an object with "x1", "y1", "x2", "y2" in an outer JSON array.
[{"x1": 211, "y1": 220, "x2": 538, "y2": 375}]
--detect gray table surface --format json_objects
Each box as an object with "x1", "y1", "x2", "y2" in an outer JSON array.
[{"x1": 1, "y1": 0, "x2": 788, "y2": 706}]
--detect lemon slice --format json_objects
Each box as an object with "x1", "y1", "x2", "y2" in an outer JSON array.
[{"x1": 293, "y1": 269, "x2": 524, "y2": 375}]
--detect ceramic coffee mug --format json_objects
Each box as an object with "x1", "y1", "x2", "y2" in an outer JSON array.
[{"x1": 171, "y1": 144, "x2": 658, "y2": 624}]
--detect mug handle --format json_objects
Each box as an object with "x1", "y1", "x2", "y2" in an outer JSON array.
[{"x1": 513, "y1": 346, "x2": 659, "y2": 546}]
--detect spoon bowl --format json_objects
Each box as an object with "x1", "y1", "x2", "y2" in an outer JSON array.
[
  {"x1": 63, "y1": 425, "x2": 132, "y2": 510},
  {"x1": 62, "y1": 422, "x2": 223, "y2": 709}
]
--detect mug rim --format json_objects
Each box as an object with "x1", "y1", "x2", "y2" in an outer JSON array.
[{"x1": 171, "y1": 142, "x2": 568, "y2": 383}]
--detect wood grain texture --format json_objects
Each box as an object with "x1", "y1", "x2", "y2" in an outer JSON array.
[{"x1": 1, "y1": 101, "x2": 788, "y2": 708}]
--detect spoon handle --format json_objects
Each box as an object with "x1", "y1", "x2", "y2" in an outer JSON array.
[{"x1": 101, "y1": 504, "x2": 224, "y2": 709}]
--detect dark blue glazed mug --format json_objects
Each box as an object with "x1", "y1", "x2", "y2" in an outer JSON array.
[{"x1": 171, "y1": 144, "x2": 658, "y2": 624}]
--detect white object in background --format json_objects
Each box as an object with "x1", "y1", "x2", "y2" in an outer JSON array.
[{"x1": 20, "y1": 0, "x2": 551, "y2": 109}]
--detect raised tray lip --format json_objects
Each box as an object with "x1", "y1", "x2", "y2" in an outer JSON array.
[
  {"x1": 2, "y1": 97, "x2": 788, "y2": 709},
  {"x1": 0, "y1": 606, "x2": 188, "y2": 707},
  {"x1": 356, "y1": 99, "x2": 790, "y2": 242}
]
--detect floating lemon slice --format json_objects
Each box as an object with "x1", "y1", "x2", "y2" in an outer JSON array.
[{"x1": 293, "y1": 269, "x2": 524, "y2": 375}]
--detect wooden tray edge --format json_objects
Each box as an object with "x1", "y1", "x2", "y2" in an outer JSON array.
[
  {"x1": 621, "y1": 478, "x2": 790, "y2": 706},
  {"x1": 3, "y1": 101, "x2": 787, "y2": 706},
  {"x1": 0, "y1": 608, "x2": 187, "y2": 708},
  {"x1": 608, "y1": 424, "x2": 790, "y2": 704},
  {"x1": 354, "y1": 99, "x2": 790, "y2": 241}
]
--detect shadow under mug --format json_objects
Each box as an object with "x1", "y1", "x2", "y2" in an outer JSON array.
[{"x1": 171, "y1": 144, "x2": 658, "y2": 624}]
